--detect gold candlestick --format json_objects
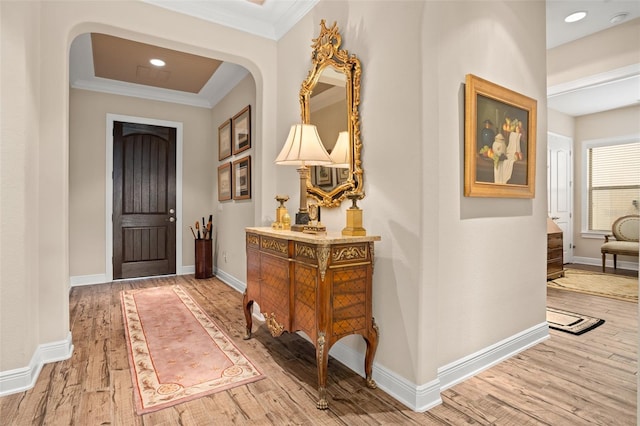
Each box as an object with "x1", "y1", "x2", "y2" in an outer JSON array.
[
  {"x1": 342, "y1": 192, "x2": 366, "y2": 236},
  {"x1": 272, "y1": 195, "x2": 289, "y2": 230}
]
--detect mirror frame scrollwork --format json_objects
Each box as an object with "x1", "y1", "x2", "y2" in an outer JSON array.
[{"x1": 301, "y1": 20, "x2": 364, "y2": 207}]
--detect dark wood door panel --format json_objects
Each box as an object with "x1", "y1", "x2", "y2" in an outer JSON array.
[
  {"x1": 121, "y1": 227, "x2": 167, "y2": 261},
  {"x1": 113, "y1": 121, "x2": 176, "y2": 279}
]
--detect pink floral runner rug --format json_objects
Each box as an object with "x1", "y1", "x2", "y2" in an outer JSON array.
[{"x1": 120, "y1": 285, "x2": 264, "y2": 415}]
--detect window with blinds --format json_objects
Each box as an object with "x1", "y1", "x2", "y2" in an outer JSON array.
[{"x1": 588, "y1": 141, "x2": 640, "y2": 232}]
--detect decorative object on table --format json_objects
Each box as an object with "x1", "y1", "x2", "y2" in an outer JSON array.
[
  {"x1": 191, "y1": 215, "x2": 213, "y2": 279},
  {"x1": 342, "y1": 191, "x2": 366, "y2": 236},
  {"x1": 546, "y1": 307, "x2": 605, "y2": 335},
  {"x1": 275, "y1": 124, "x2": 332, "y2": 231},
  {"x1": 548, "y1": 268, "x2": 638, "y2": 302},
  {"x1": 218, "y1": 118, "x2": 232, "y2": 161},
  {"x1": 464, "y1": 74, "x2": 537, "y2": 198},
  {"x1": 303, "y1": 203, "x2": 326, "y2": 234},
  {"x1": 217, "y1": 162, "x2": 232, "y2": 201},
  {"x1": 232, "y1": 105, "x2": 251, "y2": 155},
  {"x1": 301, "y1": 19, "x2": 364, "y2": 208},
  {"x1": 243, "y1": 228, "x2": 381, "y2": 409},
  {"x1": 121, "y1": 285, "x2": 264, "y2": 415},
  {"x1": 271, "y1": 195, "x2": 290, "y2": 230},
  {"x1": 232, "y1": 155, "x2": 251, "y2": 200}
]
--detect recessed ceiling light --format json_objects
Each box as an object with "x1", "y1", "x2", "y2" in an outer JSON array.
[
  {"x1": 564, "y1": 11, "x2": 587, "y2": 23},
  {"x1": 610, "y1": 13, "x2": 629, "y2": 24},
  {"x1": 149, "y1": 58, "x2": 165, "y2": 67}
]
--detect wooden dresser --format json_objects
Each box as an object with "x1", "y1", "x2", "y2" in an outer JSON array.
[
  {"x1": 243, "y1": 227, "x2": 381, "y2": 409},
  {"x1": 547, "y1": 218, "x2": 564, "y2": 280}
]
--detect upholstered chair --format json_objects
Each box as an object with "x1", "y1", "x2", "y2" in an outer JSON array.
[{"x1": 601, "y1": 215, "x2": 639, "y2": 272}]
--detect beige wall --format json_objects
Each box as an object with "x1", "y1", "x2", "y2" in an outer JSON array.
[
  {"x1": 1, "y1": 0, "x2": 277, "y2": 372},
  {"x1": 1, "y1": 0, "x2": 42, "y2": 371},
  {"x1": 548, "y1": 108, "x2": 574, "y2": 138},
  {"x1": 548, "y1": 17, "x2": 640, "y2": 87},
  {"x1": 313, "y1": 100, "x2": 347, "y2": 153},
  {"x1": 2, "y1": 0, "x2": 548, "y2": 406},
  {"x1": 69, "y1": 89, "x2": 217, "y2": 276},
  {"x1": 211, "y1": 75, "x2": 257, "y2": 284},
  {"x1": 573, "y1": 105, "x2": 640, "y2": 264},
  {"x1": 68, "y1": 69, "x2": 258, "y2": 298},
  {"x1": 547, "y1": 13, "x2": 639, "y2": 266},
  {"x1": 427, "y1": 0, "x2": 548, "y2": 368},
  {"x1": 280, "y1": 0, "x2": 548, "y2": 386}
]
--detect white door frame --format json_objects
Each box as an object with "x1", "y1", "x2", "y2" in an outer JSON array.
[
  {"x1": 547, "y1": 131, "x2": 574, "y2": 263},
  {"x1": 106, "y1": 113, "x2": 184, "y2": 281}
]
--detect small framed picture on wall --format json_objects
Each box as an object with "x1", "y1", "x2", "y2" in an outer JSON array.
[
  {"x1": 232, "y1": 105, "x2": 251, "y2": 155},
  {"x1": 232, "y1": 156, "x2": 251, "y2": 200},
  {"x1": 217, "y1": 162, "x2": 232, "y2": 201},
  {"x1": 218, "y1": 119, "x2": 232, "y2": 161}
]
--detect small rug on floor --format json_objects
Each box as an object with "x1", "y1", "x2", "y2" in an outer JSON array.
[
  {"x1": 121, "y1": 285, "x2": 264, "y2": 415},
  {"x1": 548, "y1": 268, "x2": 638, "y2": 302},
  {"x1": 547, "y1": 307, "x2": 605, "y2": 335}
]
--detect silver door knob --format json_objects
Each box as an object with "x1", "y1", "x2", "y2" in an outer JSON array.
[
  {"x1": 169, "y1": 208, "x2": 175, "y2": 214},
  {"x1": 168, "y1": 217, "x2": 175, "y2": 222}
]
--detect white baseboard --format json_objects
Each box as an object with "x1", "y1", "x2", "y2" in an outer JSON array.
[
  {"x1": 218, "y1": 276, "x2": 550, "y2": 412},
  {"x1": 69, "y1": 273, "x2": 108, "y2": 287},
  {"x1": 0, "y1": 332, "x2": 74, "y2": 397},
  {"x1": 327, "y1": 322, "x2": 548, "y2": 412},
  {"x1": 328, "y1": 340, "x2": 443, "y2": 412},
  {"x1": 572, "y1": 256, "x2": 638, "y2": 272},
  {"x1": 70, "y1": 267, "x2": 194, "y2": 288},
  {"x1": 214, "y1": 268, "x2": 246, "y2": 293},
  {"x1": 69, "y1": 267, "x2": 246, "y2": 289},
  {"x1": 437, "y1": 322, "x2": 549, "y2": 391}
]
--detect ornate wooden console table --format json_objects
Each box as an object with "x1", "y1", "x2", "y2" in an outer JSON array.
[{"x1": 242, "y1": 227, "x2": 381, "y2": 409}]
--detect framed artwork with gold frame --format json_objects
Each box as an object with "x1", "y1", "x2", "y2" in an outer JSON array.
[{"x1": 464, "y1": 74, "x2": 537, "y2": 198}]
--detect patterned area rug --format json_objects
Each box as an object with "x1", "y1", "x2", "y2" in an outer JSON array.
[
  {"x1": 121, "y1": 285, "x2": 264, "y2": 415},
  {"x1": 548, "y1": 268, "x2": 638, "y2": 302},
  {"x1": 546, "y1": 307, "x2": 605, "y2": 335}
]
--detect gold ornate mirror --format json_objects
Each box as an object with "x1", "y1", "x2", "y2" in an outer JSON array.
[{"x1": 301, "y1": 20, "x2": 364, "y2": 207}]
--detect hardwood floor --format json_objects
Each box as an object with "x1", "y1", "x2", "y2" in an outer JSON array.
[{"x1": 1, "y1": 266, "x2": 636, "y2": 425}]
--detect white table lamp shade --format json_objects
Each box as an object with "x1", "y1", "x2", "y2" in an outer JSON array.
[
  {"x1": 329, "y1": 131, "x2": 350, "y2": 168},
  {"x1": 275, "y1": 124, "x2": 332, "y2": 166}
]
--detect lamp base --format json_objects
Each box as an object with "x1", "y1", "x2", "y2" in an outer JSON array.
[
  {"x1": 291, "y1": 212, "x2": 310, "y2": 232},
  {"x1": 342, "y1": 208, "x2": 366, "y2": 236}
]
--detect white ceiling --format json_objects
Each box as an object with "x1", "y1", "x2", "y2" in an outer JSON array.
[
  {"x1": 69, "y1": 0, "x2": 639, "y2": 116},
  {"x1": 546, "y1": 1, "x2": 640, "y2": 116}
]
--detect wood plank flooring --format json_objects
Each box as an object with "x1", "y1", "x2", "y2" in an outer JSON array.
[{"x1": 1, "y1": 266, "x2": 636, "y2": 425}]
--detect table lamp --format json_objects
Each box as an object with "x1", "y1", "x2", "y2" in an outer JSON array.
[
  {"x1": 275, "y1": 124, "x2": 332, "y2": 231},
  {"x1": 328, "y1": 131, "x2": 350, "y2": 168}
]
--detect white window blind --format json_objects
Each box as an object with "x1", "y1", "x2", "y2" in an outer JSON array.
[{"x1": 588, "y1": 141, "x2": 640, "y2": 232}]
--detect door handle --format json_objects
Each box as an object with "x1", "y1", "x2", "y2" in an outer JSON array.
[
  {"x1": 168, "y1": 217, "x2": 175, "y2": 223},
  {"x1": 551, "y1": 216, "x2": 560, "y2": 220},
  {"x1": 169, "y1": 208, "x2": 175, "y2": 214}
]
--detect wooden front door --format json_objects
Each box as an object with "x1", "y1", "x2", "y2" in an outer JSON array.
[{"x1": 113, "y1": 121, "x2": 177, "y2": 279}]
